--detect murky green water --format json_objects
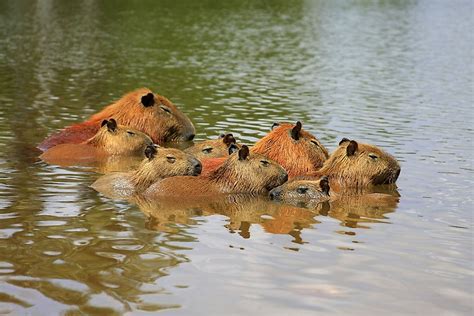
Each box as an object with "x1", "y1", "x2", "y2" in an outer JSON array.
[{"x1": 0, "y1": 0, "x2": 472, "y2": 315}]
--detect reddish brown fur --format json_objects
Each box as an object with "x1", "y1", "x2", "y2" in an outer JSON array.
[
  {"x1": 40, "y1": 121, "x2": 152, "y2": 165},
  {"x1": 199, "y1": 122, "x2": 329, "y2": 178},
  {"x1": 38, "y1": 88, "x2": 195, "y2": 151},
  {"x1": 145, "y1": 146, "x2": 288, "y2": 198},
  {"x1": 185, "y1": 133, "x2": 240, "y2": 160}
]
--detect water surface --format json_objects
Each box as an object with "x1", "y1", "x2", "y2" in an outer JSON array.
[{"x1": 0, "y1": 0, "x2": 472, "y2": 315}]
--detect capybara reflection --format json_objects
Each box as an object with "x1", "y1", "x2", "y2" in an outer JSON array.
[
  {"x1": 200, "y1": 121, "x2": 328, "y2": 178},
  {"x1": 91, "y1": 145, "x2": 201, "y2": 199},
  {"x1": 144, "y1": 145, "x2": 288, "y2": 198},
  {"x1": 185, "y1": 133, "x2": 240, "y2": 159},
  {"x1": 40, "y1": 119, "x2": 153, "y2": 165},
  {"x1": 38, "y1": 88, "x2": 195, "y2": 151},
  {"x1": 311, "y1": 138, "x2": 401, "y2": 189}
]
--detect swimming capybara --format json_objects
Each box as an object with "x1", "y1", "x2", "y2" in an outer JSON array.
[
  {"x1": 38, "y1": 88, "x2": 195, "y2": 151},
  {"x1": 91, "y1": 144, "x2": 202, "y2": 199},
  {"x1": 269, "y1": 176, "x2": 331, "y2": 204},
  {"x1": 199, "y1": 121, "x2": 329, "y2": 178},
  {"x1": 40, "y1": 119, "x2": 153, "y2": 165},
  {"x1": 184, "y1": 133, "x2": 240, "y2": 159},
  {"x1": 144, "y1": 145, "x2": 288, "y2": 198},
  {"x1": 311, "y1": 138, "x2": 401, "y2": 189}
]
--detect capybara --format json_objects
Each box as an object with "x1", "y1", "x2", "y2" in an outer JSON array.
[
  {"x1": 38, "y1": 88, "x2": 195, "y2": 151},
  {"x1": 91, "y1": 144, "x2": 202, "y2": 199},
  {"x1": 144, "y1": 145, "x2": 288, "y2": 198},
  {"x1": 40, "y1": 119, "x2": 153, "y2": 165},
  {"x1": 269, "y1": 176, "x2": 331, "y2": 204},
  {"x1": 200, "y1": 121, "x2": 329, "y2": 178},
  {"x1": 185, "y1": 133, "x2": 240, "y2": 159},
  {"x1": 311, "y1": 138, "x2": 401, "y2": 189}
]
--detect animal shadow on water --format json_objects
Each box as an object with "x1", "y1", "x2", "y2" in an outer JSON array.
[{"x1": 134, "y1": 186, "x2": 400, "y2": 243}]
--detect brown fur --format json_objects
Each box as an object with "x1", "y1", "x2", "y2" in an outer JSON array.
[
  {"x1": 38, "y1": 88, "x2": 195, "y2": 151},
  {"x1": 185, "y1": 133, "x2": 240, "y2": 159},
  {"x1": 91, "y1": 146, "x2": 201, "y2": 199},
  {"x1": 311, "y1": 139, "x2": 401, "y2": 189},
  {"x1": 40, "y1": 120, "x2": 153, "y2": 164},
  {"x1": 145, "y1": 146, "x2": 288, "y2": 198},
  {"x1": 251, "y1": 122, "x2": 329, "y2": 178},
  {"x1": 269, "y1": 177, "x2": 330, "y2": 204}
]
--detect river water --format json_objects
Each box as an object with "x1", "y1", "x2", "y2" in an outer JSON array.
[{"x1": 0, "y1": 1, "x2": 472, "y2": 315}]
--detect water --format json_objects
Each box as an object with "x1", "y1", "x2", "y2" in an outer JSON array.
[{"x1": 0, "y1": 0, "x2": 472, "y2": 315}]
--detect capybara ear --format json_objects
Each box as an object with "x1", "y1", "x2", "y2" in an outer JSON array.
[
  {"x1": 339, "y1": 138, "x2": 350, "y2": 145},
  {"x1": 228, "y1": 143, "x2": 239, "y2": 155},
  {"x1": 141, "y1": 92, "x2": 155, "y2": 107},
  {"x1": 106, "y1": 119, "x2": 117, "y2": 132},
  {"x1": 238, "y1": 145, "x2": 250, "y2": 160},
  {"x1": 271, "y1": 122, "x2": 280, "y2": 130},
  {"x1": 346, "y1": 140, "x2": 358, "y2": 156},
  {"x1": 223, "y1": 134, "x2": 236, "y2": 146},
  {"x1": 291, "y1": 121, "x2": 302, "y2": 140},
  {"x1": 144, "y1": 145, "x2": 157, "y2": 160},
  {"x1": 320, "y1": 176, "x2": 330, "y2": 195},
  {"x1": 101, "y1": 120, "x2": 108, "y2": 127}
]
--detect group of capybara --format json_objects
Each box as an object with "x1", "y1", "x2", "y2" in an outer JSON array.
[{"x1": 39, "y1": 88, "x2": 401, "y2": 220}]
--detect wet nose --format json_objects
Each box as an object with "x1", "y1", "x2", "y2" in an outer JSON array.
[
  {"x1": 187, "y1": 134, "x2": 195, "y2": 141},
  {"x1": 282, "y1": 172, "x2": 288, "y2": 183},
  {"x1": 394, "y1": 167, "x2": 401, "y2": 181},
  {"x1": 269, "y1": 188, "x2": 281, "y2": 200},
  {"x1": 193, "y1": 159, "x2": 202, "y2": 175}
]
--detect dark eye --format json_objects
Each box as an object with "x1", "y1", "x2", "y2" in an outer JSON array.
[
  {"x1": 166, "y1": 156, "x2": 176, "y2": 163},
  {"x1": 202, "y1": 147, "x2": 213, "y2": 154},
  {"x1": 260, "y1": 160, "x2": 269, "y2": 167},
  {"x1": 127, "y1": 131, "x2": 135, "y2": 136},
  {"x1": 296, "y1": 187, "x2": 308, "y2": 194},
  {"x1": 310, "y1": 140, "x2": 319, "y2": 146},
  {"x1": 160, "y1": 106, "x2": 171, "y2": 114},
  {"x1": 369, "y1": 153, "x2": 378, "y2": 160}
]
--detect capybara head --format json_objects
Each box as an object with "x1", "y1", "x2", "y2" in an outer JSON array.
[
  {"x1": 131, "y1": 145, "x2": 202, "y2": 190},
  {"x1": 86, "y1": 119, "x2": 153, "y2": 155},
  {"x1": 185, "y1": 133, "x2": 240, "y2": 159},
  {"x1": 209, "y1": 145, "x2": 288, "y2": 194},
  {"x1": 318, "y1": 138, "x2": 401, "y2": 187},
  {"x1": 90, "y1": 88, "x2": 195, "y2": 143},
  {"x1": 251, "y1": 121, "x2": 329, "y2": 178},
  {"x1": 269, "y1": 176, "x2": 330, "y2": 204}
]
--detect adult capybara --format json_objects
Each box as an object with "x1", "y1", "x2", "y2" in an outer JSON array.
[
  {"x1": 269, "y1": 176, "x2": 331, "y2": 204},
  {"x1": 311, "y1": 138, "x2": 401, "y2": 189},
  {"x1": 200, "y1": 121, "x2": 329, "y2": 178},
  {"x1": 38, "y1": 88, "x2": 195, "y2": 151},
  {"x1": 40, "y1": 119, "x2": 153, "y2": 165},
  {"x1": 91, "y1": 144, "x2": 201, "y2": 199},
  {"x1": 144, "y1": 145, "x2": 288, "y2": 198},
  {"x1": 185, "y1": 133, "x2": 240, "y2": 159}
]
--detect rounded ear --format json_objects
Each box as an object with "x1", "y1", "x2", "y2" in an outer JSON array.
[
  {"x1": 141, "y1": 92, "x2": 155, "y2": 107},
  {"x1": 291, "y1": 121, "x2": 302, "y2": 140},
  {"x1": 228, "y1": 143, "x2": 239, "y2": 155},
  {"x1": 346, "y1": 140, "x2": 358, "y2": 156},
  {"x1": 106, "y1": 119, "x2": 117, "y2": 132},
  {"x1": 144, "y1": 145, "x2": 157, "y2": 160},
  {"x1": 238, "y1": 145, "x2": 250, "y2": 160},
  {"x1": 339, "y1": 138, "x2": 350, "y2": 145},
  {"x1": 320, "y1": 176, "x2": 330, "y2": 195},
  {"x1": 101, "y1": 120, "x2": 108, "y2": 127},
  {"x1": 271, "y1": 122, "x2": 280, "y2": 130},
  {"x1": 223, "y1": 134, "x2": 236, "y2": 146}
]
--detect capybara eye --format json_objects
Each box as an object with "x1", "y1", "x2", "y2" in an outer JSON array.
[
  {"x1": 166, "y1": 156, "x2": 176, "y2": 163},
  {"x1": 369, "y1": 153, "x2": 378, "y2": 160},
  {"x1": 310, "y1": 140, "x2": 320, "y2": 146},
  {"x1": 202, "y1": 147, "x2": 213, "y2": 154},
  {"x1": 296, "y1": 187, "x2": 308, "y2": 194},
  {"x1": 260, "y1": 160, "x2": 269, "y2": 167},
  {"x1": 127, "y1": 131, "x2": 135, "y2": 136},
  {"x1": 160, "y1": 106, "x2": 171, "y2": 114}
]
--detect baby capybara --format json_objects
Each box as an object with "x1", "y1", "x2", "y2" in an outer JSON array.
[
  {"x1": 144, "y1": 145, "x2": 288, "y2": 198},
  {"x1": 38, "y1": 88, "x2": 195, "y2": 151},
  {"x1": 185, "y1": 133, "x2": 240, "y2": 159}
]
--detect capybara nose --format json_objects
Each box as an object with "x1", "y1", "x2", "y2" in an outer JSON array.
[
  {"x1": 193, "y1": 159, "x2": 202, "y2": 175},
  {"x1": 187, "y1": 134, "x2": 195, "y2": 141},
  {"x1": 282, "y1": 173, "x2": 288, "y2": 183},
  {"x1": 269, "y1": 188, "x2": 281, "y2": 200},
  {"x1": 394, "y1": 167, "x2": 401, "y2": 181}
]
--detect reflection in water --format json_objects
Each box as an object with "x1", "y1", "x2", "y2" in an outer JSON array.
[{"x1": 0, "y1": 0, "x2": 472, "y2": 314}]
